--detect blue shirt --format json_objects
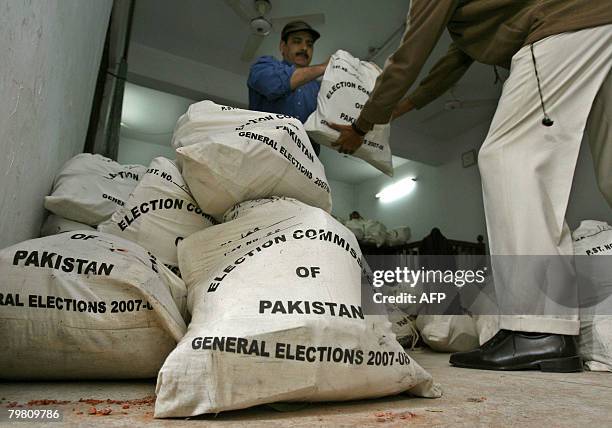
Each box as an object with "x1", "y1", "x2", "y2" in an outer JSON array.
[{"x1": 247, "y1": 56, "x2": 320, "y2": 124}]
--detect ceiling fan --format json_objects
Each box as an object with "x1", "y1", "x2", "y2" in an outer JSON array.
[
  {"x1": 225, "y1": 0, "x2": 325, "y2": 62},
  {"x1": 419, "y1": 88, "x2": 498, "y2": 124}
]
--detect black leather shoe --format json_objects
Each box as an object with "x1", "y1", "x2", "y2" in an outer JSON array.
[{"x1": 449, "y1": 329, "x2": 582, "y2": 372}]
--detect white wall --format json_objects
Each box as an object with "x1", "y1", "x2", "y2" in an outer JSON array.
[
  {"x1": 0, "y1": 0, "x2": 112, "y2": 248},
  {"x1": 354, "y1": 125, "x2": 488, "y2": 242},
  {"x1": 328, "y1": 179, "x2": 356, "y2": 221},
  {"x1": 117, "y1": 136, "x2": 177, "y2": 166},
  {"x1": 353, "y1": 126, "x2": 611, "y2": 246}
]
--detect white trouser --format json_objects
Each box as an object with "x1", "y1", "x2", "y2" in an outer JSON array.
[{"x1": 478, "y1": 24, "x2": 612, "y2": 335}]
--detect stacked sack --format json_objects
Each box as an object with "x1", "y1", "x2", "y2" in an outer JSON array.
[
  {"x1": 3, "y1": 100, "x2": 438, "y2": 412},
  {"x1": 343, "y1": 217, "x2": 367, "y2": 241},
  {"x1": 362, "y1": 219, "x2": 388, "y2": 248},
  {"x1": 343, "y1": 218, "x2": 411, "y2": 248},
  {"x1": 158, "y1": 104, "x2": 438, "y2": 414},
  {"x1": 99, "y1": 157, "x2": 216, "y2": 277},
  {"x1": 387, "y1": 306, "x2": 420, "y2": 349},
  {"x1": 386, "y1": 226, "x2": 411, "y2": 246},
  {"x1": 171, "y1": 100, "x2": 332, "y2": 221},
  {"x1": 305, "y1": 50, "x2": 393, "y2": 176},
  {"x1": 155, "y1": 197, "x2": 440, "y2": 417},
  {"x1": 44, "y1": 153, "x2": 146, "y2": 227},
  {"x1": 416, "y1": 315, "x2": 480, "y2": 353},
  {"x1": 0, "y1": 151, "x2": 218, "y2": 379},
  {"x1": 0, "y1": 231, "x2": 186, "y2": 379},
  {"x1": 40, "y1": 215, "x2": 96, "y2": 237},
  {"x1": 573, "y1": 220, "x2": 612, "y2": 371}
]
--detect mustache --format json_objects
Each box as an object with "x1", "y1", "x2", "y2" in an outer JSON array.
[{"x1": 295, "y1": 51, "x2": 309, "y2": 58}]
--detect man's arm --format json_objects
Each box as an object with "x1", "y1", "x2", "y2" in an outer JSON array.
[
  {"x1": 289, "y1": 62, "x2": 327, "y2": 90},
  {"x1": 247, "y1": 56, "x2": 327, "y2": 101},
  {"x1": 355, "y1": 0, "x2": 459, "y2": 133},
  {"x1": 405, "y1": 43, "x2": 473, "y2": 109},
  {"x1": 392, "y1": 43, "x2": 473, "y2": 119},
  {"x1": 332, "y1": 44, "x2": 472, "y2": 153},
  {"x1": 247, "y1": 56, "x2": 294, "y2": 101}
]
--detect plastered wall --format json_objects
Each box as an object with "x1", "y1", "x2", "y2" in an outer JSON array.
[{"x1": 0, "y1": 0, "x2": 112, "y2": 248}]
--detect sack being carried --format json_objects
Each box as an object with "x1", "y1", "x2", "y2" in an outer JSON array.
[
  {"x1": 0, "y1": 232, "x2": 187, "y2": 380},
  {"x1": 172, "y1": 101, "x2": 332, "y2": 220},
  {"x1": 98, "y1": 157, "x2": 215, "y2": 275},
  {"x1": 305, "y1": 50, "x2": 393, "y2": 176},
  {"x1": 155, "y1": 198, "x2": 440, "y2": 417},
  {"x1": 44, "y1": 154, "x2": 146, "y2": 226},
  {"x1": 573, "y1": 220, "x2": 612, "y2": 372}
]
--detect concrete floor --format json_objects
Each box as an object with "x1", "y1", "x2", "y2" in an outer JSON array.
[{"x1": 1, "y1": 349, "x2": 610, "y2": 427}]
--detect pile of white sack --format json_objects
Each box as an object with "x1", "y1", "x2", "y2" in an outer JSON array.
[
  {"x1": 1, "y1": 101, "x2": 439, "y2": 416},
  {"x1": 343, "y1": 217, "x2": 411, "y2": 247},
  {"x1": 2, "y1": 153, "x2": 208, "y2": 380}
]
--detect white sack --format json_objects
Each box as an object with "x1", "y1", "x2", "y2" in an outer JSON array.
[
  {"x1": 460, "y1": 274, "x2": 500, "y2": 345},
  {"x1": 363, "y1": 219, "x2": 388, "y2": 247},
  {"x1": 40, "y1": 214, "x2": 95, "y2": 237},
  {"x1": 386, "y1": 227, "x2": 412, "y2": 246},
  {"x1": 0, "y1": 232, "x2": 187, "y2": 380},
  {"x1": 387, "y1": 306, "x2": 419, "y2": 349},
  {"x1": 44, "y1": 154, "x2": 146, "y2": 225},
  {"x1": 222, "y1": 196, "x2": 290, "y2": 223},
  {"x1": 173, "y1": 101, "x2": 301, "y2": 148},
  {"x1": 573, "y1": 220, "x2": 612, "y2": 372},
  {"x1": 155, "y1": 198, "x2": 440, "y2": 417},
  {"x1": 304, "y1": 50, "x2": 393, "y2": 175},
  {"x1": 579, "y1": 318, "x2": 612, "y2": 372},
  {"x1": 416, "y1": 315, "x2": 479, "y2": 353},
  {"x1": 177, "y1": 125, "x2": 332, "y2": 220},
  {"x1": 98, "y1": 157, "x2": 215, "y2": 274},
  {"x1": 343, "y1": 218, "x2": 366, "y2": 241}
]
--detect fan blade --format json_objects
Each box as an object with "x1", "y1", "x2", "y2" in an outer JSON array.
[
  {"x1": 241, "y1": 34, "x2": 266, "y2": 62},
  {"x1": 270, "y1": 13, "x2": 325, "y2": 31},
  {"x1": 224, "y1": 0, "x2": 252, "y2": 24}
]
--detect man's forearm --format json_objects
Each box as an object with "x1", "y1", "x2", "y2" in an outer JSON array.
[
  {"x1": 406, "y1": 43, "x2": 473, "y2": 109},
  {"x1": 357, "y1": 0, "x2": 457, "y2": 132},
  {"x1": 391, "y1": 98, "x2": 416, "y2": 120},
  {"x1": 290, "y1": 63, "x2": 327, "y2": 90}
]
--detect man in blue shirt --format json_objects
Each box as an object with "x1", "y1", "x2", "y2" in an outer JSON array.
[{"x1": 247, "y1": 21, "x2": 327, "y2": 155}]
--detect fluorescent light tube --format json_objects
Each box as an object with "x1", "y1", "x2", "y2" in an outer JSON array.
[{"x1": 376, "y1": 177, "x2": 416, "y2": 203}]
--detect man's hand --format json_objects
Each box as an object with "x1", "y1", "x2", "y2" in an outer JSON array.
[{"x1": 328, "y1": 123, "x2": 363, "y2": 155}]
